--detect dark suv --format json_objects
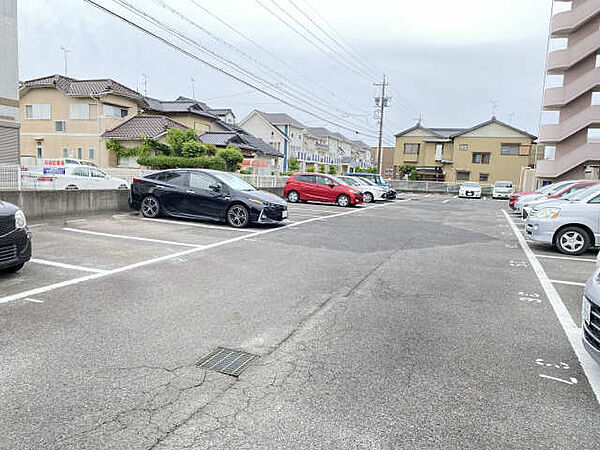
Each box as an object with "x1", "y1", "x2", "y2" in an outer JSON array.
[{"x1": 0, "y1": 201, "x2": 31, "y2": 273}]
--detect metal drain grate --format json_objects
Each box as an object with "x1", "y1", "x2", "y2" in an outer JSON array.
[{"x1": 196, "y1": 347, "x2": 258, "y2": 377}]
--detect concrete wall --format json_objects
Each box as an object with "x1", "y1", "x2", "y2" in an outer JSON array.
[{"x1": 0, "y1": 189, "x2": 130, "y2": 219}]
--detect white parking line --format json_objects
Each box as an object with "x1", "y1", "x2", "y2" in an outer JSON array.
[
  {"x1": 503, "y1": 210, "x2": 600, "y2": 404},
  {"x1": 536, "y1": 254, "x2": 597, "y2": 263},
  {"x1": 442, "y1": 199, "x2": 451, "y2": 204},
  {"x1": 142, "y1": 218, "x2": 251, "y2": 233},
  {"x1": 30, "y1": 258, "x2": 106, "y2": 274},
  {"x1": 63, "y1": 228, "x2": 203, "y2": 248},
  {"x1": 549, "y1": 279, "x2": 587, "y2": 287},
  {"x1": 24, "y1": 298, "x2": 44, "y2": 304},
  {"x1": 0, "y1": 202, "x2": 393, "y2": 305}
]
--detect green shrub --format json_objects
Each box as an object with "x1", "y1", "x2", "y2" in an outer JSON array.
[
  {"x1": 365, "y1": 167, "x2": 379, "y2": 174},
  {"x1": 306, "y1": 167, "x2": 315, "y2": 173},
  {"x1": 136, "y1": 155, "x2": 225, "y2": 170},
  {"x1": 239, "y1": 169, "x2": 252, "y2": 174},
  {"x1": 181, "y1": 141, "x2": 207, "y2": 158},
  {"x1": 328, "y1": 165, "x2": 338, "y2": 175},
  {"x1": 288, "y1": 156, "x2": 300, "y2": 172},
  {"x1": 216, "y1": 146, "x2": 244, "y2": 172},
  {"x1": 318, "y1": 163, "x2": 326, "y2": 173},
  {"x1": 409, "y1": 168, "x2": 419, "y2": 180}
]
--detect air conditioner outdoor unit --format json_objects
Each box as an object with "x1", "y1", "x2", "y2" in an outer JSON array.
[{"x1": 584, "y1": 165, "x2": 600, "y2": 180}]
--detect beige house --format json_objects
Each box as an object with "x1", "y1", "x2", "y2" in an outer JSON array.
[
  {"x1": 143, "y1": 96, "x2": 218, "y2": 133},
  {"x1": 19, "y1": 74, "x2": 146, "y2": 167},
  {"x1": 392, "y1": 118, "x2": 536, "y2": 186}
]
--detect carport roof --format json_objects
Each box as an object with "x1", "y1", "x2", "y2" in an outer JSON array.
[{"x1": 102, "y1": 115, "x2": 188, "y2": 140}]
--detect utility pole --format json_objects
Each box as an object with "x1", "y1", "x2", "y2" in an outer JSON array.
[
  {"x1": 374, "y1": 75, "x2": 390, "y2": 175},
  {"x1": 141, "y1": 73, "x2": 148, "y2": 97},
  {"x1": 60, "y1": 46, "x2": 71, "y2": 76},
  {"x1": 191, "y1": 77, "x2": 196, "y2": 100}
]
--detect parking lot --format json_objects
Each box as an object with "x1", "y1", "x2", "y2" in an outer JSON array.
[{"x1": 1, "y1": 194, "x2": 599, "y2": 449}]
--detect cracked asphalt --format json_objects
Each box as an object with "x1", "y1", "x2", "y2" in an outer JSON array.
[{"x1": 0, "y1": 196, "x2": 599, "y2": 449}]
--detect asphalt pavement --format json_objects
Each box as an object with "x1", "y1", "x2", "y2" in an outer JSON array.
[{"x1": 0, "y1": 195, "x2": 598, "y2": 449}]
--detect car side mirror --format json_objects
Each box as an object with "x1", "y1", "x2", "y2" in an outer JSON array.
[
  {"x1": 328, "y1": 183, "x2": 335, "y2": 188},
  {"x1": 209, "y1": 183, "x2": 221, "y2": 192}
]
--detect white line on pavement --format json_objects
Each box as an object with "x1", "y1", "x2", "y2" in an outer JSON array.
[
  {"x1": 63, "y1": 228, "x2": 203, "y2": 248},
  {"x1": 503, "y1": 210, "x2": 600, "y2": 404},
  {"x1": 0, "y1": 202, "x2": 393, "y2": 305},
  {"x1": 549, "y1": 279, "x2": 587, "y2": 287},
  {"x1": 141, "y1": 218, "x2": 251, "y2": 232},
  {"x1": 23, "y1": 298, "x2": 44, "y2": 303},
  {"x1": 536, "y1": 254, "x2": 597, "y2": 263},
  {"x1": 539, "y1": 374, "x2": 578, "y2": 385},
  {"x1": 442, "y1": 199, "x2": 451, "y2": 204},
  {"x1": 30, "y1": 258, "x2": 106, "y2": 274}
]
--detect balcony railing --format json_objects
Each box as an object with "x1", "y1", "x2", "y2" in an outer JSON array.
[
  {"x1": 539, "y1": 105, "x2": 600, "y2": 142},
  {"x1": 547, "y1": 28, "x2": 600, "y2": 72},
  {"x1": 544, "y1": 67, "x2": 600, "y2": 107},
  {"x1": 551, "y1": 0, "x2": 599, "y2": 37},
  {"x1": 536, "y1": 142, "x2": 600, "y2": 177}
]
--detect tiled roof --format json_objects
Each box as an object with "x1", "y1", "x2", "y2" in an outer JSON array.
[
  {"x1": 428, "y1": 128, "x2": 467, "y2": 138},
  {"x1": 21, "y1": 74, "x2": 142, "y2": 99},
  {"x1": 395, "y1": 119, "x2": 536, "y2": 140},
  {"x1": 198, "y1": 131, "x2": 282, "y2": 157},
  {"x1": 102, "y1": 115, "x2": 188, "y2": 139},
  {"x1": 144, "y1": 97, "x2": 217, "y2": 119},
  {"x1": 257, "y1": 111, "x2": 306, "y2": 129}
]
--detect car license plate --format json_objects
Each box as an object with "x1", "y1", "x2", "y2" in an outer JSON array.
[
  {"x1": 282, "y1": 210, "x2": 288, "y2": 219},
  {"x1": 467, "y1": 191, "x2": 473, "y2": 196},
  {"x1": 583, "y1": 298, "x2": 591, "y2": 326}
]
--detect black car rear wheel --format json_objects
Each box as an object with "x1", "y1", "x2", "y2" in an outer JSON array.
[
  {"x1": 141, "y1": 195, "x2": 161, "y2": 218},
  {"x1": 227, "y1": 204, "x2": 250, "y2": 228}
]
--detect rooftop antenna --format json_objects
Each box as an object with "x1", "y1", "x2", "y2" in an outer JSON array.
[
  {"x1": 491, "y1": 100, "x2": 499, "y2": 119},
  {"x1": 141, "y1": 73, "x2": 148, "y2": 97},
  {"x1": 60, "y1": 46, "x2": 71, "y2": 76},
  {"x1": 508, "y1": 112, "x2": 515, "y2": 123},
  {"x1": 413, "y1": 113, "x2": 424, "y2": 125},
  {"x1": 190, "y1": 77, "x2": 195, "y2": 100}
]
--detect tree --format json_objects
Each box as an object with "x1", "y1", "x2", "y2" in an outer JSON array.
[
  {"x1": 328, "y1": 165, "x2": 338, "y2": 175},
  {"x1": 166, "y1": 128, "x2": 199, "y2": 156},
  {"x1": 409, "y1": 168, "x2": 419, "y2": 180},
  {"x1": 288, "y1": 156, "x2": 300, "y2": 172},
  {"x1": 306, "y1": 167, "x2": 315, "y2": 173},
  {"x1": 318, "y1": 163, "x2": 326, "y2": 173},
  {"x1": 181, "y1": 141, "x2": 207, "y2": 158},
  {"x1": 216, "y1": 146, "x2": 244, "y2": 171},
  {"x1": 365, "y1": 167, "x2": 379, "y2": 174}
]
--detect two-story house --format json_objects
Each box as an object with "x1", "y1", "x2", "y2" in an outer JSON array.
[
  {"x1": 392, "y1": 118, "x2": 536, "y2": 185},
  {"x1": 240, "y1": 110, "x2": 306, "y2": 172},
  {"x1": 19, "y1": 74, "x2": 147, "y2": 167},
  {"x1": 143, "y1": 96, "x2": 222, "y2": 133}
]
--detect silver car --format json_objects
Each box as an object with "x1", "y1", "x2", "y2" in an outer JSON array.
[
  {"x1": 583, "y1": 269, "x2": 600, "y2": 365},
  {"x1": 525, "y1": 184, "x2": 600, "y2": 255},
  {"x1": 514, "y1": 180, "x2": 581, "y2": 214}
]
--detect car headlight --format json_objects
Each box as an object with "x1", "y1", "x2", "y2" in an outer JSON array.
[
  {"x1": 536, "y1": 207, "x2": 560, "y2": 219},
  {"x1": 15, "y1": 209, "x2": 27, "y2": 229}
]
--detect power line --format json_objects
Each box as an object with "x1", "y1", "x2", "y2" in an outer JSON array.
[
  {"x1": 82, "y1": 0, "x2": 381, "y2": 139},
  {"x1": 110, "y1": 0, "x2": 378, "y2": 136},
  {"x1": 185, "y1": 0, "x2": 365, "y2": 112},
  {"x1": 253, "y1": 0, "x2": 376, "y2": 83}
]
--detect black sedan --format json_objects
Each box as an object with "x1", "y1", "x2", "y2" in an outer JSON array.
[
  {"x1": 0, "y1": 201, "x2": 31, "y2": 273},
  {"x1": 130, "y1": 169, "x2": 288, "y2": 228}
]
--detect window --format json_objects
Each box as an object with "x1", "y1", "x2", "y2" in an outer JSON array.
[
  {"x1": 500, "y1": 144, "x2": 520, "y2": 155},
  {"x1": 102, "y1": 104, "x2": 128, "y2": 119},
  {"x1": 54, "y1": 120, "x2": 66, "y2": 132},
  {"x1": 317, "y1": 176, "x2": 337, "y2": 186},
  {"x1": 472, "y1": 152, "x2": 491, "y2": 164},
  {"x1": 588, "y1": 128, "x2": 600, "y2": 142},
  {"x1": 549, "y1": 37, "x2": 568, "y2": 52},
  {"x1": 90, "y1": 168, "x2": 107, "y2": 178},
  {"x1": 596, "y1": 54, "x2": 600, "y2": 68},
  {"x1": 589, "y1": 194, "x2": 600, "y2": 204},
  {"x1": 62, "y1": 148, "x2": 69, "y2": 158},
  {"x1": 295, "y1": 174, "x2": 316, "y2": 183},
  {"x1": 544, "y1": 145, "x2": 556, "y2": 160},
  {"x1": 36, "y1": 141, "x2": 43, "y2": 159},
  {"x1": 189, "y1": 172, "x2": 215, "y2": 190},
  {"x1": 404, "y1": 143, "x2": 420, "y2": 154},
  {"x1": 479, "y1": 173, "x2": 489, "y2": 182},
  {"x1": 459, "y1": 144, "x2": 468, "y2": 151},
  {"x1": 89, "y1": 148, "x2": 95, "y2": 159},
  {"x1": 71, "y1": 167, "x2": 90, "y2": 177},
  {"x1": 545, "y1": 74, "x2": 564, "y2": 88},
  {"x1": 25, "y1": 104, "x2": 51, "y2": 120},
  {"x1": 457, "y1": 171, "x2": 470, "y2": 181},
  {"x1": 70, "y1": 103, "x2": 90, "y2": 120},
  {"x1": 77, "y1": 148, "x2": 83, "y2": 159},
  {"x1": 541, "y1": 110, "x2": 560, "y2": 124}
]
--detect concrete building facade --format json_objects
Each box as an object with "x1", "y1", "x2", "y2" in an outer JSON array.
[
  {"x1": 0, "y1": 0, "x2": 19, "y2": 164},
  {"x1": 537, "y1": 0, "x2": 600, "y2": 181}
]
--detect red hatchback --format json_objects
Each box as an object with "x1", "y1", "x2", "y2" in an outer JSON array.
[{"x1": 284, "y1": 173, "x2": 363, "y2": 207}]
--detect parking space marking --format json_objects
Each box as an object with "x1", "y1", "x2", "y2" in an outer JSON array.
[
  {"x1": 539, "y1": 374, "x2": 578, "y2": 385},
  {"x1": 0, "y1": 202, "x2": 393, "y2": 305},
  {"x1": 63, "y1": 228, "x2": 204, "y2": 248},
  {"x1": 536, "y1": 254, "x2": 597, "y2": 263},
  {"x1": 31, "y1": 258, "x2": 106, "y2": 274},
  {"x1": 23, "y1": 298, "x2": 44, "y2": 304},
  {"x1": 549, "y1": 279, "x2": 587, "y2": 287},
  {"x1": 503, "y1": 210, "x2": 600, "y2": 403},
  {"x1": 141, "y1": 218, "x2": 251, "y2": 233},
  {"x1": 442, "y1": 199, "x2": 451, "y2": 204}
]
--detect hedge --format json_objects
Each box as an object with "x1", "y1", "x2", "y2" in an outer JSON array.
[{"x1": 136, "y1": 155, "x2": 226, "y2": 170}]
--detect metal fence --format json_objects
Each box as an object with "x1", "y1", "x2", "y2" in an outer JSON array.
[
  {"x1": 0, "y1": 164, "x2": 20, "y2": 190},
  {"x1": 237, "y1": 174, "x2": 289, "y2": 188},
  {"x1": 387, "y1": 179, "x2": 494, "y2": 196}
]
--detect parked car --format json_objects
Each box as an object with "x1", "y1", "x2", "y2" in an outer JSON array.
[
  {"x1": 492, "y1": 181, "x2": 514, "y2": 199},
  {"x1": 525, "y1": 184, "x2": 600, "y2": 255},
  {"x1": 130, "y1": 169, "x2": 288, "y2": 228},
  {"x1": 521, "y1": 181, "x2": 600, "y2": 219},
  {"x1": 582, "y1": 269, "x2": 600, "y2": 365},
  {"x1": 284, "y1": 173, "x2": 363, "y2": 207},
  {"x1": 458, "y1": 182, "x2": 481, "y2": 198},
  {"x1": 509, "y1": 184, "x2": 557, "y2": 210},
  {"x1": 345, "y1": 173, "x2": 397, "y2": 199},
  {"x1": 514, "y1": 180, "x2": 581, "y2": 214},
  {"x1": 0, "y1": 201, "x2": 31, "y2": 273},
  {"x1": 23, "y1": 166, "x2": 128, "y2": 190},
  {"x1": 337, "y1": 176, "x2": 387, "y2": 203}
]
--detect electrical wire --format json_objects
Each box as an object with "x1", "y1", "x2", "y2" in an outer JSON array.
[{"x1": 82, "y1": 0, "x2": 381, "y2": 139}]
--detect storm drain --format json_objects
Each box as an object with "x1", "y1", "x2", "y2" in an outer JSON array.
[{"x1": 196, "y1": 347, "x2": 258, "y2": 377}]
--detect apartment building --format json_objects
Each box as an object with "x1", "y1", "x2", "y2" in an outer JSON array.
[
  {"x1": 537, "y1": 0, "x2": 600, "y2": 181},
  {"x1": 393, "y1": 118, "x2": 536, "y2": 185},
  {"x1": 0, "y1": 0, "x2": 19, "y2": 164},
  {"x1": 19, "y1": 74, "x2": 146, "y2": 167}
]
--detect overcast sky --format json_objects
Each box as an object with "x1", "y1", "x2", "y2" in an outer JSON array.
[{"x1": 18, "y1": 0, "x2": 553, "y2": 146}]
